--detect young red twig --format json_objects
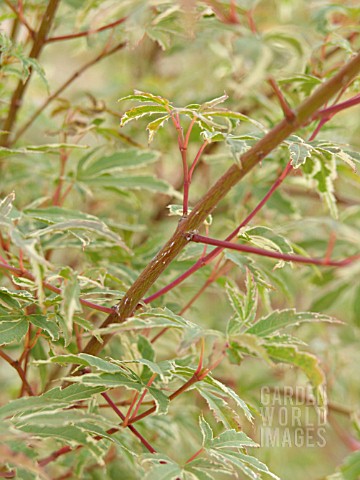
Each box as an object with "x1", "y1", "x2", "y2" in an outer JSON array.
[
  {"x1": 268, "y1": 77, "x2": 296, "y2": 122},
  {"x1": 3, "y1": 0, "x2": 35, "y2": 38},
  {"x1": 0, "y1": 253, "x2": 10, "y2": 266},
  {"x1": 81, "y1": 52, "x2": 360, "y2": 361},
  {"x1": 186, "y1": 447, "x2": 205, "y2": 464},
  {"x1": 128, "y1": 355, "x2": 223, "y2": 426},
  {"x1": 246, "y1": 8, "x2": 257, "y2": 34},
  {"x1": 172, "y1": 113, "x2": 190, "y2": 216},
  {"x1": 184, "y1": 117, "x2": 197, "y2": 149},
  {"x1": 0, "y1": 349, "x2": 34, "y2": 396},
  {"x1": 150, "y1": 259, "x2": 229, "y2": 343},
  {"x1": 204, "y1": 0, "x2": 240, "y2": 25},
  {"x1": 128, "y1": 374, "x2": 157, "y2": 424},
  {"x1": 194, "y1": 338, "x2": 205, "y2": 378},
  {"x1": 122, "y1": 391, "x2": 140, "y2": 427},
  {"x1": 46, "y1": 17, "x2": 127, "y2": 43},
  {"x1": 38, "y1": 391, "x2": 157, "y2": 467},
  {"x1": 101, "y1": 392, "x2": 156, "y2": 453},
  {"x1": 18, "y1": 329, "x2": 42, "y2": 397},
  {"x1": 315, "y1": 93, "x2": 360, "y2": 118},
  {"x1": 0, "y1": 261, "x2": 114, "y2": 314},
  {"x1": 189, "y1": 140, "x2": 209, "y2": 181},
  {"x1": 145, "y1": 161, "x2": 293, "y2": 305},
  {"x1": 189, "y1": 233, "x2": 360, "y2": 268}
]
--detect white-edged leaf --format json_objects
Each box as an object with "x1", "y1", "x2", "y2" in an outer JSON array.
[
  {"x1": 0, "y1": 317, "x2": 28, "y2": 345},
  {"x1": 59, "y1": 268, "x2": 82, "y2": 345},
  {"x1": 119, "y1": 90, "x2": 171, "y2": 106},
  {"x1": 246, "y1": 309, "x2": 339, "y2": 337},
  {"x1": 120, "y1": 105, "x2": 169, "y2": 127},
  {"x1": 77, "y1": 149, "x2": 161, "y2": 178},
  {"x1": 0, "y1": 384, "x2": 105, "y2": 418},
  {"x1": 29, "y1": 219, "x2": 130, "y2": 252},
  {"x1": 288, "y1": 141, "x2": 313, "y2": 168}
]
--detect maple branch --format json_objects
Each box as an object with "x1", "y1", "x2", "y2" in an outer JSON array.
[
  {"x1": 38, "y1": 392, "x2": 157, "y2": 467},
  {"x1": 314, "y1": 93, "x2": 360, "y2": 119},
  {"x1": 3, "y1": 0, "x2": 35, "y2": 37},
  {"x1": 80, "y1": 51, "x2": 360, "y2": 360},
  {"x1": 101, "y1": 392, "x2": 156, "y2": 453},
  {"x1": 145, "y1": 161, "x2": 293, "y2": 305},
  {"x1": 1, "y1": 0, "x2": 61, "y2": 147},
  {"x1": 46, "y1": 17, "x2": 126, "y2": 43},
  {"x1": 189, "y1": 233, "x2": 360, "y2": 267}
]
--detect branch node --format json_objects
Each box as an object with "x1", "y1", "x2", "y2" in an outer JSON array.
[{"x1": 185, "y1": 230, "x2": 197, "y2": 241}]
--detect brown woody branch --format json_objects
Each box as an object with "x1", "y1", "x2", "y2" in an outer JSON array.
[
  {"x1": 80, "y1": 51, "x2": 360, "y2": 360},
  {"x1": 1, "y1": 0, "x2": 61, "y2": 147}
]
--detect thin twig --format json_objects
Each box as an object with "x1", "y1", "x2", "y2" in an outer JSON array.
[
  {"x1": 80, "y1": 51, "x2": 360, "y2": 360},
  {"x1": 190, "y1": 233, "x2": 360, "y2": 267},
  {"x1": 46, "y1": 17, "x2": 126, "y2": 43},
  {"x1": 0, "y1": 349, "x2": 34, "y2": 396},
  {"x1": 3, "y1": 0, "x2": 35, "y2": 37},
  {"x1": 268, "y1": 76, "x2": 296, "y2": 122},
  {"x1": 145, "y1": 161, "x2": 293, "y2": 305},
  {"x1": 14, "y1": 41, "x2": 126, "y2": 143},
  {"x1": 101, "y1": 392, "x2": 156, "y2": 453},
  {"x1": 128, "y1": 374, "x2": 157, "y2": 424}
]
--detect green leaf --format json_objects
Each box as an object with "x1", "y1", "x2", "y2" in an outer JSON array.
[
  {"x1": 120, "y1": 105, "x2": 169, "y2": 127},
  {"x1": 119, "y1": 90, "x2": 171, "y2": 107},
  {"x1": 210, "y1": 429, "x2": 258, "y2": 449},
  {"x1": 246, "y1": 309, "x2": 339, "y2": 337},
  {"x1": 288, "y1": 140, "x2": 313, "y2": 168},
  {"x1": 240, "y1": 226, "x2": 293, "y2": 255},
  {"x1": 93, "y1": 307, "x2": 199, "y2": 335},
  {"x1": 209, "y1": 450, "x2": 279, "y2": 480},
  {"x1": 29, "y1": 218, "x2": 130, "y2": 252},
  {"x1": 302, "y1": 150, "x2": 338, "y2": 218},
  {"x1": 0, "y1": 290, "x2": 21, "y2": 310},
  {"x1": 338, "y1": 451, "x2": 360, "y2": 480},
  {"x1": 63, "y1": 366, "x2": 169, "y2": 415},
  {"x1": 144, "y1": 461, "x2": 182, "y2": 480},
  {"x1": 28, "y1": 314, "x2": 59, "y2": 341},
  {"x1": 199, "y1": 94, "x2": 229, "y2": 111},
  {"x1": 198, "y1": 376, "x2": 253, "y2": 423},
  {"x1": 0, "y1": 384, "x2": 105, "y2": 418},
  {"x1": 77, "y1": 149, "x2": 161, "y2": 178},
  {"x1": 59, "y1": 268, "x2": 82, "y2": 345},
  {"x1": 229, "y1": 335, "x2": 272, "y2": 365},
  {"x1": 199, "y1": 415, "x2": 214, "y2": 446},
  {"x1": 226, "y1": 271, "x2": 258, "y2": 335},
  {"x1": 197, "y1": 389, "x2": 241, "y2": 429},
  {"x1": 264, "y1": 344, "x2": 326, "y2": 409},
  {"x1": 17, "y1": 423, "x2": 104, "y2": 458},
  {"x1": 147, "y1": 115, "x2": 170, "y2": 143},
  {"x1": 203, "y1": 111, "x2": 266, "y2": 131},
  {"x1": 45, "y1": 352, "x2": 124, "y2": 371},
  {"x1": 83, "y1": 174, "x2": 178, "y2": 196},
  {"x1": 0, "y1": 317, "x2": 28, "y2": 345}
]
